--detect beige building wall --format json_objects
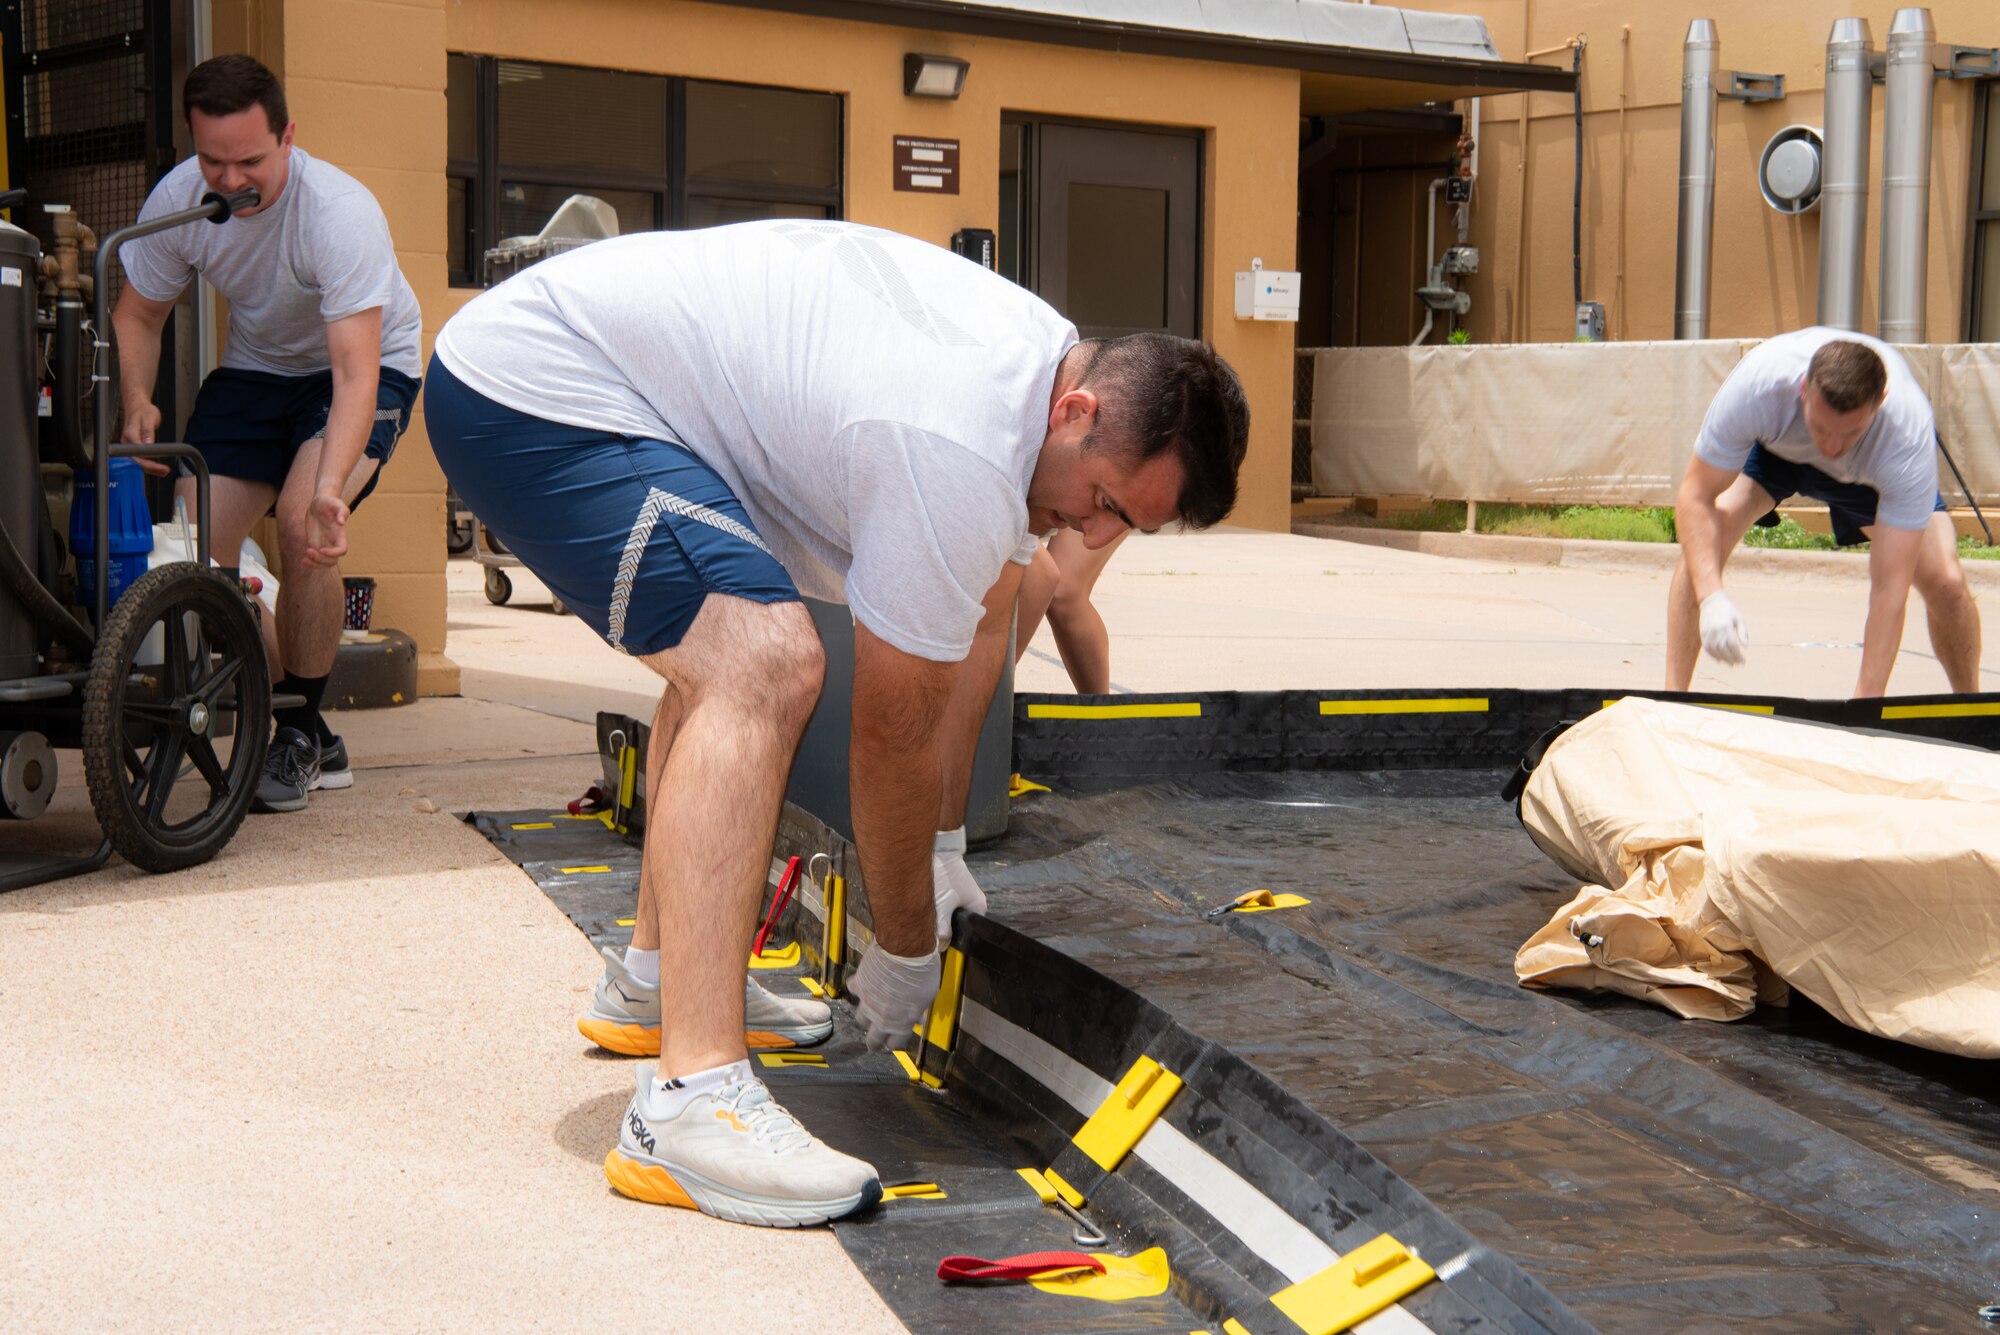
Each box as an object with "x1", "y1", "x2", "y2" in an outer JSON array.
[
  {"x1": 1391, "y1": 0, "x2": 1996, "y2": 346},
  {"x1": 203, "y1": 0, "x2": 1300, "y2": 695}
]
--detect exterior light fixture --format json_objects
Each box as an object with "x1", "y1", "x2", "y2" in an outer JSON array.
[{"x1": 904, "y1": 53, "x2": 969, "y2": 99}]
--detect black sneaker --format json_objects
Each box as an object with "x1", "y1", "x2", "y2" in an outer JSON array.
[
  {"x1": 315, "y1": 735, "x2": 352, "y2": 791},
  {"x1": 252, "y1": 727, "x2": 320, "y2": 813}
]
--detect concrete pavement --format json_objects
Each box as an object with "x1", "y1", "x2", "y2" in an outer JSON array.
[{"x1": 2, "y1": 527, "x2": 1991, "y2": 1331}]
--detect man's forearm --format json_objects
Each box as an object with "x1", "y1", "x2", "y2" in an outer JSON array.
[
  {"x1": 1675, "y1": 497, "x2": 1728, "y2": 601},
  {"x1": 936, "y1": 564, "x2": 1024, "y2": 828},
  {"x1": 316, "y1": 370, "x2": 379, "y2": 496},
  {"x1": 850, "y1": 730, "x2": 943, "y2": 956},
  {"x1": 1856, "y1": 587, "x2": 1911, "y2": 697},
  {"x1": 112, "y1": 307, "x2": 163, "y2": 410}
]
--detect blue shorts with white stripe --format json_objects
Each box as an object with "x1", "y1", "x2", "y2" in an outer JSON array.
[{"x1": 424, "y1": 354, "x2": 798, "y2": 656}]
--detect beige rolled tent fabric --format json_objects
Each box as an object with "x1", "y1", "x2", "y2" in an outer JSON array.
[{"x1": 1514, "y1": 698, "x2": 2000, "y2": 1058}]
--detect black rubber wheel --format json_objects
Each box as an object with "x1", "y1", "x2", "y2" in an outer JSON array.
[
  {"x1": 550, "y1": 595, "x2": 569, "y2": 616},
  {"x1": 447, "y1": 514, "x2": 474, "y2": 556},
  {"x1": 485, "y1": 567, "x2": 512, "y2": 605},
  {"x1": 82, "y1": 562, "x2": 271, "y2": 873}
]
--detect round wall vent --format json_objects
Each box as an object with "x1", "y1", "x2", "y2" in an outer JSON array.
[{"x1": 1759, "y1": 125, "x2": 1824, "y2": 214}]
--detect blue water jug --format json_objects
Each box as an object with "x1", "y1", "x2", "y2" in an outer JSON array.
[{"x1": 72, "y1": 458, "x2": 155, "y2": 610}]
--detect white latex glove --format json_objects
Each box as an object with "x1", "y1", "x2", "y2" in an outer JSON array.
[
  {"x1": 1698, "y1": 590, "x2": 1749, "y2": 666},
  {"x1": 933, "y1": 850, "x2": 988, "y2": 950},
  {"x1": 849, "y1": 945, "x2": 941, "y2": 1052}
]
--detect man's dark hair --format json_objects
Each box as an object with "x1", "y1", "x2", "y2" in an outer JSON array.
[
  {"x1": 1806, "y1": 340, "x2": 1887, "y2": 413},
  {"x1": 1076, "y1": 334, "x2": 1250, "y2": 528},
  {"x1": 183, "y1": 54, "x2": 288, "y2": 136}
]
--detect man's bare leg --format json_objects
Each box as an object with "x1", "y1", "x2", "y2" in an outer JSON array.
[
  {"x1": 625, "y1": 684, "x2": 683, "y2": 957},
  {"x1": 1913, "y1": 511, "x2": 1984, "y2": 693},
  {"x1": 638, "y1": 594, "x2": 824, "y2": 1079},
  {"x1": 272, "y1": 438, "x2": 377, "y2": 680},
  {"x1": 1667, "y1": 477, "x2": 1772, "y2": 690}
]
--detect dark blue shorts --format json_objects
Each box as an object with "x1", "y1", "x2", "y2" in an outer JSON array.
[
  {"x1": 182, "y1": 365, "x2": 420, "y2": 510},
  {"x1": 422, "y1": 355, "x2": 798, "y2": 656},
  {"x1": 1744, "y1": 442, "x2": 1946, "y2": 548}
]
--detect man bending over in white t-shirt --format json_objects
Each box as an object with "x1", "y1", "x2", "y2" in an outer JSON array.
[
  {"x1": 426, "y1": 220, "x2": 1250, "y2": 1228},
  {"x1": 1669, "y1": 328, "x2": 1981, "y2": 697}
]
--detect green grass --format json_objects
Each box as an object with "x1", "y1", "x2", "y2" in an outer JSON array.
[{"x1": 1314, "y1": 500, "x2": 2000, "y2": 560}]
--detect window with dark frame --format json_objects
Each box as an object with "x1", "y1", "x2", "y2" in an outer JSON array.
[{"x1": 445, "y1": 55, "x2": 843, "y2": 287}]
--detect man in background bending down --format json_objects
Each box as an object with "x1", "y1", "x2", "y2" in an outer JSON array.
[{"x1": 1669, "y1": 328, "x2": 1981, "y2": 697}]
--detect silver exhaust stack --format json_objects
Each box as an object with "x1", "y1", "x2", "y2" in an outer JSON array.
[
  {"x1": 1675, "y1": 20, "x2": 1720, "y2": 340},
  {"x1": 1818, "y1": 17, "x2": 1875, "y2": 331},
  {"x1": 1879, "y1": 8, "x2": 1937, "y2": 343}
]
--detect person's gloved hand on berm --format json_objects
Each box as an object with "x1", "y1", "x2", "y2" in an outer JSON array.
[
  {"x1": 1699, "y1": 590, "x2": 1749, "y2": 666},
  {"x1": 930, "y1": 826, "x2": 987, "y2": 950},
  {"x1": 850, "y1": 945, "x2": 941, "y2": 1052},
  {"x1": 850, "y1": 826, "x2": 989, "y2": 1051}
]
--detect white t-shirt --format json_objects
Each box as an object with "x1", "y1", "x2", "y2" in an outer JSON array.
[
  {"x1": 434, "y1": 221, "x2": 1078, "y2": 662},
  {"x1": 122, "y1": 147, "x2": 423, "y2": 377},
  {"x1": 1694, "y1": 327, "x2": 1938, "y2": 531}
]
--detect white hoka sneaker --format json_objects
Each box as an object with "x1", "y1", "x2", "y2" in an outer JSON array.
[
  {"x1": 604, "y1": 1064, "x2": 880, "y2": 1227},
  {"x1": 577, "y1": 946, "x2": 834, "y2": 1056}
]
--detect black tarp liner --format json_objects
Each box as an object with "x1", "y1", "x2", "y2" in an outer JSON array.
[
  {"x1": 972, "y1": 771, "x2": 1999, "y2": 1333},
  {"x1": 472, "y1": 753, "x2": 2000, "y2": 1333}
]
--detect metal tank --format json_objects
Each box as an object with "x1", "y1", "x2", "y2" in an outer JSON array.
[
  {"x1": 1675, "y1": 20, "x2": 1721, "y2": 340},
  {"x1": 0, "y1": 219, "x2": 42, "y2": 681},
  {"x1": 1819, "y1": 17, "x2": 1876, "y2": 331}
]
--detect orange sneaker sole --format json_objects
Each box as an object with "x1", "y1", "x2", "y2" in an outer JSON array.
[
  {"x1": 578, "y1": 1018, "x2": 801, "y2": 1057},
  {"x1": 603, "y1": 1148, "x2": 696, "y2": 1208}
]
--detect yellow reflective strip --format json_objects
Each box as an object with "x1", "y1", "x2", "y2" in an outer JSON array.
[
  {"x1": 893, "y1": 1050, "x2": 922, "y2": 1082},
  {"x1": 617, "y1": 745, "x2": 638, "y2": 808},
  {"x1": 509, "y1": 821, "x2": 555, "y2": 830},
  {"x1": 1319, "y1": 697, "x2": 1488, "y2": 715},
  {"x1": 881, "y1": 1182, "x2": 947, "y2": 1200},
  {"x1": 558, "y1": 865, "x2": 612, "y2": 875},
  {"x1": 614, "y1": 917, "x2": 635, "y2": 927},
  {"x1": 1026, "y1": 702, "x2": 1202, "y2": 720},
  {"x1": 1882, "y1": 701, "x2": 2000, "y2": 719},
  {"x1": 756, "y1": 1052, "x2": 827, "y2": 1068},
  {"x1": 798, "y1": 976, "x2": 825, "y2": 997}
]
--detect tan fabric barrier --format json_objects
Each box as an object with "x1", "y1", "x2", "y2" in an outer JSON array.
[
  {"x1": 1514, "y1": 697, "x2": 2000, "y2": 1058},
  {"x1": 1311, "y1": 341, "x2": 2000, "y2": 508}
]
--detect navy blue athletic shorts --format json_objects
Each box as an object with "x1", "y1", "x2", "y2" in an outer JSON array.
[
  {"x1": 182, "y1": 365, "x2": 420, "y2": 509},
  {"x1": 422, "y1": 354, "x2": 799, "y2": 656},
  {"x1": 1743, "y1": 442, "x2": 1946, "y2": 548}
]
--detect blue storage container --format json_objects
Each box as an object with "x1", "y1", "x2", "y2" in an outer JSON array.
[{"x1": 72, "y1": 458, "x2": 155, "y2": 610}]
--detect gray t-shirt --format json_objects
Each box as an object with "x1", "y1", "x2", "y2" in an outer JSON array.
[
  {"x1": 1694, "y1": 327, "x2": 1938, "y2": 531},
  {"x1": 434, "y1": 221, "x2": 1078, "y2": 662},
  {"x1": 123, "y1": 147, "x2": 423, "y2": 377}
]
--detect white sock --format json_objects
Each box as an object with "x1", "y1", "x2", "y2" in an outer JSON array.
[
  {"x1": 648, "y1": 1058, "x2": 753, "y2": 1115},
  {"x1": 933, "y1": 826, "x2": 966, "y2": 856},
  {"x1": 623, "y1": 946, "x2": 660, "y2": 987}
]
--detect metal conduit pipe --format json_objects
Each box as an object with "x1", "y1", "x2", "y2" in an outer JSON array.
[
  {"x1": 1880, "y1": 7, "x2": 1937, "y2": 343},
  {"x1": 1674, "y1": 19, "x2": 1719, "y2": 340},
  {"x1": 1819, "y1": 17, "x2": 1876, "y2": 331}
]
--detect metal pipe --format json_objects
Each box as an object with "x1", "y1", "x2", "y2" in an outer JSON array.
[
  {"x1": 1879, "y1": 7, "x2": 1937, "y2": 343},
  {"x1": 1674, "y1": 19, "x2": 1719, "y2": 339},
  {"x1": 92, "y1": 188, "x2": 255, "y2": 630},
  {"x1": 1819, "y1": 17, "x2": 1876, "y2": 331},
  {"x1": 1414, "y1": 177, "x2": 1447, "y2": 346}
]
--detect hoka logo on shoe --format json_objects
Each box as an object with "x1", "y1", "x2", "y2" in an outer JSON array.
[
  {"x1": 627, "y1": 1109, "x2": 656, "y2": 1155},
  {"x1": 714, "y1": 1109, "x2": 749, "y2": 1133}
]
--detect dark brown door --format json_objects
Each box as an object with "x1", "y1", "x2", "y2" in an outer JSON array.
[{"x1": 1019, "y1": 121, "x2": 1200, "y2": 339}]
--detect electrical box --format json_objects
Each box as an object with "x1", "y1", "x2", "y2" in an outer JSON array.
[
  {"x1": 1445, "y1": 177, "x2": 1472, "y2": 205},
  {"x1": 1234, "y1": 258, "x2": 1301, "y2": 322},
  {"x1": 1442, "y1": 246, "x2": 1479, "y2": 276},
  {"x1": 1576, "y1": 301, "x2": 1606, "y2": 342},
  {"x1": 951, "y1": 227, "x2": 996, "y2": 270}
]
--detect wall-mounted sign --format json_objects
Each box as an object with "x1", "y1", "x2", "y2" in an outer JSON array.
[{"x1": 893, "y1": 136, "x2": 960, "y2": 194}]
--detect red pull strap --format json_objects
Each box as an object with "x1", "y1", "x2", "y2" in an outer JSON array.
[
  {"x1": 936, "y1": 1251, "x2": 1104, "y2": 1283},
  {"x1": 752, "y1": 856, "x2": 803, "y2": 957}
]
